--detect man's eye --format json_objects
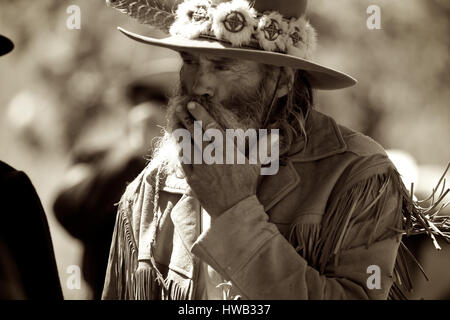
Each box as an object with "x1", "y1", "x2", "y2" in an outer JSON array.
[
  {"x1": 184, "y1": 59, "x2": 198, "y2": 65},
  {"x1": 214, "y1": 65, "x2": 230, "y2": 71}
]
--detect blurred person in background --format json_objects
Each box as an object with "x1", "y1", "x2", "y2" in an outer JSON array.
[
  {"x1": 0, "y1": 35, "x2": 63, "y2": 300},
  {"x1": 52, "y1": 66, "x2": 177, "y2": 299}
]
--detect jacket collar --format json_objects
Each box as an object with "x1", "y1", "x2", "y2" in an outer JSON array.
[
  {"x1": 287, "y1": 109, "x2": 347, "y2": 162},
  {"x1": 158, "y1": 109, "x2": 347, "y2": 211}
]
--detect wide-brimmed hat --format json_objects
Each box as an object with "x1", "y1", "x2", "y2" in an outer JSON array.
[
  {"x1": 107, "y1": 0, "x2": 357, "y2": 90},
  {"x1": 0, "y1": 35, "x2": 14, "y2": 56}
]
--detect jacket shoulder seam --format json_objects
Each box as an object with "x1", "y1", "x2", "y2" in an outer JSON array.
[{"x1": 343, "y1": 132, "x2": 387, "y2": 158}]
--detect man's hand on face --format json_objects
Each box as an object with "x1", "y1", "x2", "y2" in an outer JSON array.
[{"x1": 174, "y1": 101, "x2": 260, "y2": 219}]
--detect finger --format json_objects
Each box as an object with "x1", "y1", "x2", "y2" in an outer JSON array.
[
  {"x1": 187, "y1": 101, "x2": 228, "y2": 159},
  {"x1": 175, "y1": 104, "x2": 195, "y2": 135},
  {"x1": 180, "y1": 156, "x2": 194, "y2": 177},
  {"x1": 172, "y1": 120, "x2": 203, "y2": 170},
  {"x1": 174, "y1": 103, "x2": 204, "y2": 155},
  {"x1": 177, "y1": 103, "x2": 210, "y2": 154},
  {"x1": 223, "y1": 129, "x2": 250, "y2": 164},
  {"x1": 172, "y1": 120, "x2": 191, "y2": 162}
]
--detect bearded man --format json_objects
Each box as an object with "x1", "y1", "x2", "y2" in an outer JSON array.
[{"x1": 102, "y1": 0, "x2": 448, "y2": 300}]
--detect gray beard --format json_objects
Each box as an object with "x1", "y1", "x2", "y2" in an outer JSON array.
[{"x1": 148, "y1": 89, "x2": 270, "y2": 176}]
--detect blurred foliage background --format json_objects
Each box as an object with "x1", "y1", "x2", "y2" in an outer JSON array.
[{"x1": 0, "y1": 0, "x2": 448, "y2": 299}]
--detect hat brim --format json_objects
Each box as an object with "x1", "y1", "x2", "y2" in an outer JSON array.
[
  {"x1": 0, "y1": 35, "x2": 14, "y2": 56},
  {"x1": 118, "y1": 27, "x2": 357, "y2": 90}
]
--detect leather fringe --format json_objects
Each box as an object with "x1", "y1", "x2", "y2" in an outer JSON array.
[
  {"x1": 286, "y1": 170, "x2": 401, "y2": 274},
  {"x1": 163, "y1": 271, "x2": 192, "y2": 300},
  {"x1": 110, "y1": 192, "x2": 186, "y2": 299},
  {"x1": 287, "y1": 163, "x2": 449, "y2": 300},
  {"x1": 288, "y1": 221, "x2": 322, "y2": 268},
  {"x1": 388, "y1": 163, "x2": 450, "y2": 299},
  {"x1": 112, "y1": 199, "x2": 138, "y2": 299},
  {"x1": 393, "y1": 163, "x2": 450, "y2": 246},
  {"x1": 135, "y1": 264, "x2": 160, "y2": 300},
  {"x1": 315, "y1": 170, "x2": 402, "y2": 274},
  {"x1": 109, "y1": 165, "x2": 194, "y2": 300},
  {"x1": 108, "y1": 170, "x2": 160, "y2": 299}
]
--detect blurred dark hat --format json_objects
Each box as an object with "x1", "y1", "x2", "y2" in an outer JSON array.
[
  {"x1": 0, "y1": 35, "x2": 14, "y2": 56},
  {"x1": 125, "y1": 58, "x2": 181, "y2": 106}
]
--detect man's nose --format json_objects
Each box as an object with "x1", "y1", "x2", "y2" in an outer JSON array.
[{"x1": 192, "y1": 71, "x2": 214, "y2": 98}]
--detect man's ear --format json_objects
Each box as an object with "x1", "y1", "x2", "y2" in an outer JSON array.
[{"x1": 276, "y1": 67, "x2": 295, "y2": 98}]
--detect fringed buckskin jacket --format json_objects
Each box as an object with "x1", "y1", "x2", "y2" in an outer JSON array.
[{"x1": 102, "y1": 109, "x2": 418, "y2": 300}]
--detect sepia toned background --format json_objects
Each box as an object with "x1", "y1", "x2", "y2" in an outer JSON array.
[{"x1": 0, "y1": 0, "x2": 449, "y2": 299}]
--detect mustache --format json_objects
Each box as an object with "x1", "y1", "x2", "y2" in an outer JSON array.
[
  {"x1": 166, "y1": 92, "x2": 213, "y2": 113},
  {"x1": 173, "y1": 89, "x2": 230, "y2": 115},
  {"x1": 177, "y1": 83, "x2": 213, "y2": 108},
  {"x1": 178, "y1": 82, "x2": 264, "y2": 115},
  {"x1": 167, "y1": 81, "x2": 270, "y2": 132},
  {"x1": 167, "y1": 93, "x2": 239, "y2": 127}
]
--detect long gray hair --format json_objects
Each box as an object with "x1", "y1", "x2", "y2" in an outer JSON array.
[{"x1": 264, "y1": 69, "x2": 314, "y2": 157}]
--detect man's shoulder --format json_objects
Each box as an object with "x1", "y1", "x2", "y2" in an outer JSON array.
[
  {"x1": 288, "y1": 112, "x2": 395, "y2": 197},
  {"x1": 324, "y1": 123, "x2": 397, "y2": 193},
  {"x1": 337, "y1": 124, "x2": 388, "y2": 158},
  {"x1": 292, "y1": 109, "x2": 388, "y2": 163},
  {"x1": 332, "y1": 123, "x2": 394, "y2": 185}
]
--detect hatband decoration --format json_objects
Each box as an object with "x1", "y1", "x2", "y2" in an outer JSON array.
[{"x1": 108, "y1": 0, "x2": 317, "y2": 59}]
